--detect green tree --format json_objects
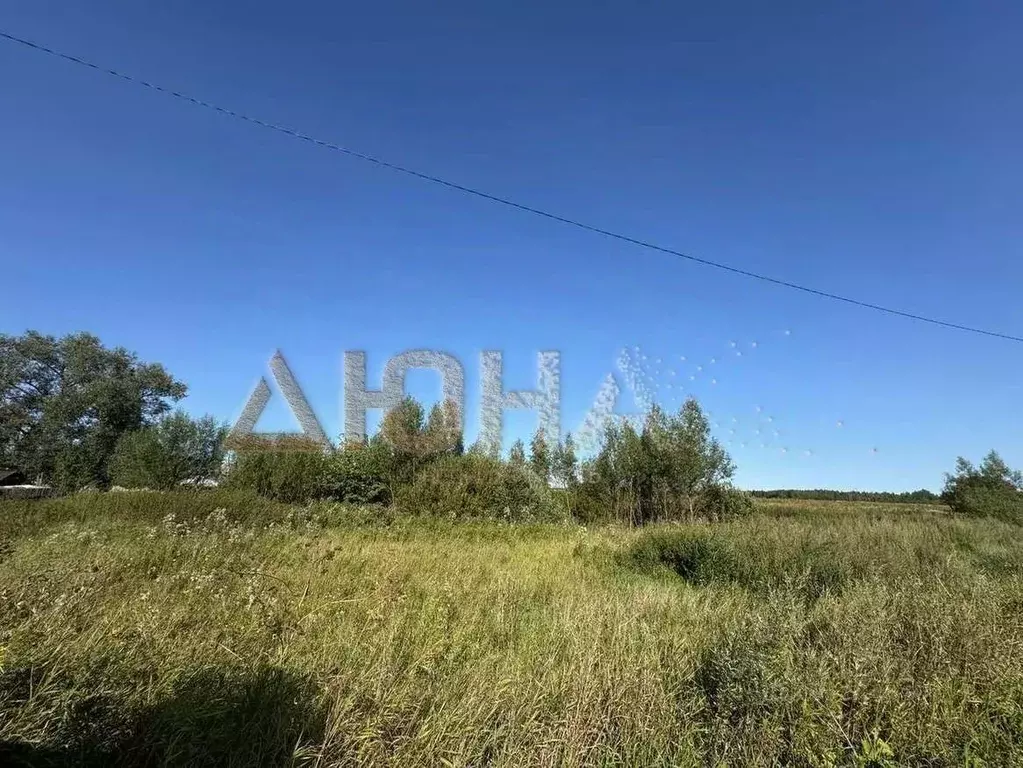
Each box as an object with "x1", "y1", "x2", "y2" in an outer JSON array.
[
  {"x1": 942, "y1": 450, "x2": 1023, "y2": 523},
  {"x1": 551, "y1": 433, "x2": 578, "y2": 489},
  {"x1": 376, "y1": 396, "x2": 464, "y2": 489},
  {"x1": 654, "y1": 398, "x2": 735, "y2": 519},
  {"x1": 325, "y1": 440, "x2": 390, "y2": 505},
  {"x1": 424, "y1": 398, "x2": 464, "y2": 458},
  {"x1": 0, "y1": 331, "x2": 186, "y2": 490},
  {"x1": 576, "y1": 398, "x2": 744, "y2": 525},
  {"x1": 223, "y1": 434, "x2": 331, "y2": 503},
  {"x1": 590, "y1": 418, "x2": 649, "y2": 524},
  {"x1": 109, "y1": 412, "x2": 228, "y2": 490},
  {"x1": 394, "y1": 452, "x2": 564, "y2": 522},
  {"x1": 529, "y1": 427, "x2": 552, "y2": 482},
  {"x1": 466, "y1": 439, "x2": 488, "y2": 456},
  {"x1": 377, "y1": 396, "x2": 425, "y2": 451},
  {"x1": 508, "y1": 439, "x2": 526, "y2": 467}
]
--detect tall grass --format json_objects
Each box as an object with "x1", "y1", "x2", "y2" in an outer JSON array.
[{"x1": 2, "y1": 493, "x2": 1022, "y2": 765}]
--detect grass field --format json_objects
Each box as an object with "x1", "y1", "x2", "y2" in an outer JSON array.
[{"x1": 2, "y1": 492, "x2": 1023, "y2": 766}]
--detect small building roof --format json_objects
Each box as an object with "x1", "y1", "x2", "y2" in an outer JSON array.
[{"x1": 0, "y1": 468, "x2": 28, "y2": 486}]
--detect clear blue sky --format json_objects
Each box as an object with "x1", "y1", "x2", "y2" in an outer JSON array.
[{"x1": 2, "y1": 1, "x2": 1020, "y2": 491}]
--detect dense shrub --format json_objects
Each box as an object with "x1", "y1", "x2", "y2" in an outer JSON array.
[
  {"x1": 109, "y1": 412, "x2": 227, "y2": 490},
  {"x1": 573, "y1": 399, "x2": 740, "y2": 525},
  {"x1": 218, "y1": 397, "x2": 463, "y2": 506},
  {"x1": 221, "y1": 400, "x2": 461, "y2": 506},
  {"x1": 699, "y1": 484, "x2": 756, "y2": 521},
  {"x1": 571, "y1": 468, "x2": 752, "y2": 525},
  {"x1": 222, "y1": 436, "x2": 331, "y2": 504},
  {"x1": 628, "y1": 529, "x2": 737, "y2": 586},
  {"x1": 942, "y1": 451, "x2": 1023, "y2": 524},
  {"x1": 374, "y1": 396, "x2": 462, "y2": 487},
  {"x1": 324, "y1": 442, "x2": 390, "y2": 505},
  {"x1": 53, "y1": 442, "x2": 104, "y2": 494},
  {"x1": 625, "y1": 523, "x2": 868, "y2": 600},
  {"x1": 952, "y1": 485, "x2": 1023, "y2": 524},
  {"x1": 395, "y1": 453, "x2": 565, "y2": 522}
]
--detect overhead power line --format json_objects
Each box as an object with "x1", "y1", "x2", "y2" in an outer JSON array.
[{"x1": 2, "y1": 29, "x2": 1020, "y2": 344}]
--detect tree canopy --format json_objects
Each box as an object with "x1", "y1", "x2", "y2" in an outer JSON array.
[
  {"x1": 109, "y1": 411, "x2": 228, "y2": 490},
  {"x1": 0, "y1": 331, "x2": 186, "y2": 490},
  {"x1": 942, "y1": 450, "x2": 1023, "y2": 523},
  {"x1": 577, "y1": 398, "x2": 748, "y2": 524}
]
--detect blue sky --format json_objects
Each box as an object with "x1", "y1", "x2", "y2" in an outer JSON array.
[{"x1": 2, "y1": 1, "x2": 1020, "y2": 491}]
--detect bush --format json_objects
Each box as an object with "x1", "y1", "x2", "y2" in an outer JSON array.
[
  {"x1": 223, "y1": 437, "x2": 395, "y2": 506},
  {"x1": 625, "y1": 524, "x2": 861, "y2": 601},
  {"x1": 53, "y1": 444, "x2": 103, "y2": 494},
  {"x1": 699, "y1": 485, "x2": 756, "y2": 521},
  {"x1": 575, "y1": 398, "x2": 739, "y2": 524},
  {"x1": 629, "y1": 529, "x2": 736, "y2": 586},
  {"x1": 222, "y1": 436, "x2": 331, "y2": 504},
  {"x1": 949, "y1": 485, "x2": 1023, "y2": 524},
  {"x1": 394, "y1": 453, "x2": 565, "y2": 522},
  {"x1": 374, "y1": 397, "x2": 463, "y2": 488},
  {"x1": 569, "y1": 477, "x2": 753, "y2": 526},
  {"x1": 109, "y1": 412, "x2": 227, "y2": 491},
  {"x1": 324, "y1": 442, "x2": 390, "y2": 505},
  {"x1": 566, "y1": 479, "x2": 618, "y2": 525},
  {"x1": 942, "y1": 451, "x2": 1023, "y2": 524}
]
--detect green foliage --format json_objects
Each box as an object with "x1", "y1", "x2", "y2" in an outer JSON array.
[
  {"x1": 0, "y1": 330, "x2": 186, "y2": 490},
  {"x1": 508, "y1": 439, "x2": 526, "y2": 468},
  {"x1": 628, "y1": 529, "x2": 736, "y2": 586},
  {"x1": 221, "y1": 409, "x2": 447, "y2": 507},
  {"x1": 375, "y1": 396, "x2": 462, "y2": 488},
  {"x1": 699, "y1": 483, "x2": 756, "y2": 520},
  {"x1": 942, "y1": 450, "x2": 1023, "y2": 524},
  {"x1": 622, "y1": 510, "x2": 956, "y2": 601},
  {"x1": 854, "y1": 731, "x2": 897, "y2": 767},
  {"x1": 575, "y1": 398, "x2": 741, "y2": 524},
  {"x1": 4, "y1": 496, "x2": 1023, "y2": 765},
  {"x1": 550, "y1": 432, "x2": 578, "y2": 489},
  {"x1": 424, "y1": 398, "x2": 463, "y2": 457},
  {"x1": 217, "y1": 398, "x2": 463, "y2": 508},
  {"x1": 53, "y1": 442, "x2": 103, "y2": 494},
  {"x1": 465, "y1": 439, "x2": 491, "y2": 457},
  {"x1": 528, "y1": 426, "x2": 551, "y2": 481},
  {"x1": 324, "y1": 441, "x2": 390, "y2": 505},
  {"x1": 109, "y1": 412, "x2": 227, "y2": 490},
  {"x1": 395, "y1": 452, "x2": 565, "y2": 522},
  {"x1": 222, "y1": 435, "x2": 331, "y2": 504},
  {"x1": 375, "y1": 395, "x2": 425, "y2": 487},
  {"x1": 108, "y1": 430, "x2": 171, "y2": 491}
]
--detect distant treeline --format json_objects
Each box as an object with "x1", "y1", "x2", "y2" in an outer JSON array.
[{"x1": 750, "y1": 489, "x2": 939, "y2": 503}]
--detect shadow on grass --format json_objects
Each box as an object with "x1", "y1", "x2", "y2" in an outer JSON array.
[{"x1": 0, "y1": 665, "x2": 326, "y2": 767}]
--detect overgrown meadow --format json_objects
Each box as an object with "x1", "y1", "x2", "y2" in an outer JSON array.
[{"x1": 3, "y1": 492, "x2": 1023, "y2": 766}]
